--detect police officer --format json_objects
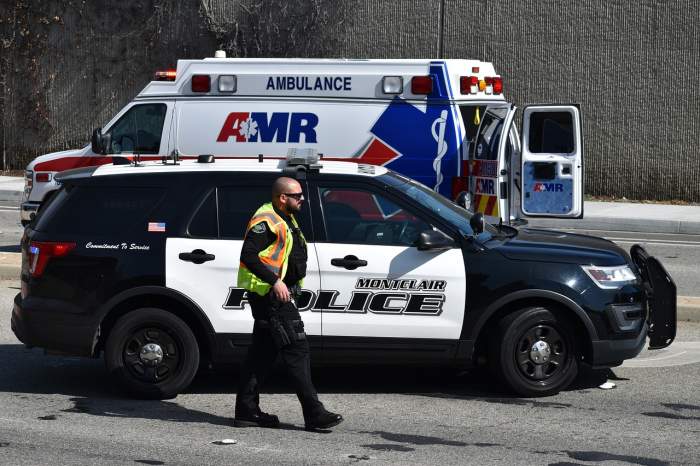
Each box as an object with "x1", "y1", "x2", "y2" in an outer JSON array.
[{"x1": 234, "y1": 176, "x2": 343, "y2": 431}]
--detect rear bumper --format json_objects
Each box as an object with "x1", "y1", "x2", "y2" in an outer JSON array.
[
  {"x1": 11, "y1": 293, "x2": 97, "y2": 356},
  {"x1": 590, "y1": 323, "x2": 648, "y2": 368}
]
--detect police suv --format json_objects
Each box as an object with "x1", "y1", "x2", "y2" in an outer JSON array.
[
  {"x1": 11, "y1": 152, "x2": 676, "y2": 399},
  {"x1": 22, "y1": 54, "x2": 583, "y2": 228}
]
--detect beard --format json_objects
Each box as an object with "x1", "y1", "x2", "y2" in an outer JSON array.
[{"x1": 287, "y1": 200, "x2": 303, "y2": 214}]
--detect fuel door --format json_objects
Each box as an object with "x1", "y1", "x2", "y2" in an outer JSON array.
[{"x1": 521, "y1": 105, "x2": 583, "y2": 218}]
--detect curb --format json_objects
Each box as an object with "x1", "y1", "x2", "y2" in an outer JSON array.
[
  {"x1": 0, "y1": 252, "x2": 697, "y2": 322},
  {"x1": 527, "y1": 218, "x2": 700, "y2": 235}
]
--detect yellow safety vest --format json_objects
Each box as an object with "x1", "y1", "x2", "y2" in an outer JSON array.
[{"x1": 237, "y1": 202, "x2": 305, "y2": 296}]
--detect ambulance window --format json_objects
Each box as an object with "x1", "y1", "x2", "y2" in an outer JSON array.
[
  {"x1": 217, "y1": 185, "x2": 312, "y2": 239},
  {"x1": 474, "y1": 111, "x2": 503, "y2": 161},
  {"x1": 528, "y1": 112, "x2": 574, "y2": 153},
  {"x1": 319, "y1": 187, "x2": 430, "y2": 246},
  {"x1": 107, "y1": 104, "x2": 167, "y2": 154},
  {"x1": 187, "y1": 189, "x2": 218, "y2": 238}
]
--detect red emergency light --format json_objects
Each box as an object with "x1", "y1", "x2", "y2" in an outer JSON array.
[
  {"x1": 460, "y1": 76, "x2": 479, "y2": 94},
  {"x1": 460, "y1": 76, "x2": 503, "y2": 95},
  {"x1": 35, "y1": 173, "x2": 51, "y2": 182},
  {"x1": 411, "y1": 76, "x2": 433, "y2": 94},
  {"x1": 154, "y1": 69, "x2": 177, "y2": 81},
  {"x1": 191, "y1": 74, "x2": 211, "y2": 93}
]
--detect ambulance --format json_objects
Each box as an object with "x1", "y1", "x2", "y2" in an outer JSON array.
[{"x1": 21, "y1": 52, "x2": 583, "y2": 226}]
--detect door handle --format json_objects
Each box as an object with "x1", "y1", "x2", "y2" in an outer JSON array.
[
  {"x1": 178, "y1": 249, "x2": 215, "y2": 264},
  {"x1": 331, "y1": 255, "x2": 367, "y2": 270}
]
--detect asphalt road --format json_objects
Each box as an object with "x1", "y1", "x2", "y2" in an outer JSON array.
[{"x1": 2, "y1": 281, "x2": 700, "y2": 465}]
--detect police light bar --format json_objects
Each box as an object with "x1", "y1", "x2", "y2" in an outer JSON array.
[
  {"x1": 218, "y1": 75, "x2": 237, "y2": 92},
  {"x1": 411, "y1": 76, "x2": 433, "y2": 94},
  {"x1": 154, "y1": 69, "x2": 176, "y2": 81},
  {"x1": 192, "y1": 75, "x2": 211, "y2": 92},
  {"x1": 287, "y1": 148, "x2": 322, "y2": 168},
  {"x1": 382, "y1": 76, "x2": 403, "y2": 94}
]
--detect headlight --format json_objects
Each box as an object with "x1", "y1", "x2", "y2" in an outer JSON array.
[{"x1": 581, "y1": 264, "x2": 638, "y2": 289}]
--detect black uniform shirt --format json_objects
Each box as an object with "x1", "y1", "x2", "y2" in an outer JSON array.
[{"x1": 240, "y1": 205, "x2": 307, "y2": 288}]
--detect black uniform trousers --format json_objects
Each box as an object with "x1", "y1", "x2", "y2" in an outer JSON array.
[{"x1": 235, "y1": 292, "x2": 324, "y2": 421}]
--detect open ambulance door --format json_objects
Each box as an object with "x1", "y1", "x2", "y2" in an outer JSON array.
[
  {"x1": 469, "y1": 105, "x2": 515, "y2": 224},
  {"x1": 520, "y1": 105, "x2": 583, "y2": 218}
]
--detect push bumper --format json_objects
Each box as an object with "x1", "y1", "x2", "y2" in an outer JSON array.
[
  {"x1": 11, "y1": 293, "x2": 97, "y2": 356},
  {"x1": 590, "y1": 322, "x2": 648, "y2": 368}
]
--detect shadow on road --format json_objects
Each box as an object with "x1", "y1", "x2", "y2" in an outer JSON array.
[{"x1": 0, "y1": 344, "x2": 610, "y2": 403}]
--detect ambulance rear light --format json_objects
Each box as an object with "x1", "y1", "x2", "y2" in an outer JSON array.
[
  {"x1": 218, "y1": 75, "x2": 237, "y2": 92},
  {"x1": 382, "y1": 76, "x2": 403, "y2": 94},
  {"x1": 154, "y1": 69, "x2": 176, "y2": 81},
  {"x1": 492, "y1": 77, "x2": 503, "y2": 94},
  {"x1": 411, "y1": 76, "x2": 433, "y2": 94},
  {"x1": 35, "y1": 173, "x2": 51, "y2": 183},
  {"x1": 191, "y1": 75, "x2": 211, "y2": 92},
  {"x1": 460, "y1": 76, "x2": 479, "y2": 94},
  {"x1": 460, "y1": 76, "x2": 503, "y2": 95}
]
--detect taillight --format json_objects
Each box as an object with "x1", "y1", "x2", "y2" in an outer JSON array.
[
  {"x1": 35, "y1": 172, "x2": 51, "y2": 182},
  {"x1": 411, "y1": 76, "x2": 433, "y2": 94},
  {"x1": 192, "y1": 75, "x2": 211, "y2": 92},
  {"x1": 27, "y1": 241, "x2": 76, "y2": 278}
]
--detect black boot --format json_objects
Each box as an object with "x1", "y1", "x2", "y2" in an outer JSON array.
[
  {"x1": 305, "y1": 410, "x2": 344, "y2": 431},
  {"x1": 234, "y1": 409, "x2": 280, "y2": 428}
]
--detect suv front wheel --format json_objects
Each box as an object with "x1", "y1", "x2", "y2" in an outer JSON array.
[
  {"x1": 105, "y1": 308, "x2": 200, "y2": 399},
  {"x1": 490, "y1": 307, "x2": 579, "y2": 397}
]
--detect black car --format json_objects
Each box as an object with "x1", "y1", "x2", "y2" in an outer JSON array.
[{"x1": 11, "y1": 154, "x2": 676, "y2": 399}]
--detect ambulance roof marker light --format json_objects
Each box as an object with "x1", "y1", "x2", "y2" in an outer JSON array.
[
  {"x1": 492, "y1": 76, "x2": 503, "y2": 94},
  {"x1": 382, "y1": 76, "x2": 403, "y2": 94},
  {"x1": 214, "y1": 50, "x2": 227, "y2": 58},
  {"x1": 191, "y1": 74, "x2": 211, "y2": 93},
  {"x1": 154, "y1": 69, "x2": 176, "y2": 81},
  {"x1": 218, "y1": 75, "x2": 237, "y2": 92},
  {"x1": 411, "y1": 76, "x2": 433, "y2": 95}
]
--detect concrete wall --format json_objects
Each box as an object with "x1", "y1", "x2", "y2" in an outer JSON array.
[{"x1": 1, "y1": 0, "x2": 698, "y2": 201}]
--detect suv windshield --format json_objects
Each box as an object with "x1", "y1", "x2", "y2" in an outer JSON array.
[{"x1": 381, "y1": 172, "x2": 498, "y2": 237}]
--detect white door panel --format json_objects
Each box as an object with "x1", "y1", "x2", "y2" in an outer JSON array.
[
  {"x1": 165, "y1": 237, "x2": 322, "y2": 335},
  {"x1": 316, "y1": 243, "x2": 466, "y2": 339},
  {"x1": 521, "y1": 105, "x2": 583, "y2": 218}
]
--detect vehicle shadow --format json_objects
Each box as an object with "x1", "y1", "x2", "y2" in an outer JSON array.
[{"x1": 0, "y1": 344, "x2": 610, "y2": 402}]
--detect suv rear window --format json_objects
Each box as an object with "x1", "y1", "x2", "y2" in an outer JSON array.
[{"x1": 34, "y1": 185, "x2": 166, "y2": 235}]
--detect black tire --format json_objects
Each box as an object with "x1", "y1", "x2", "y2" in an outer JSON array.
[
  {"x1": 490, "y1": 307, "x2": 578, "y2": 397},
  {"x1": 105, "y1": 308, "x2": 200, "y2": 399}
]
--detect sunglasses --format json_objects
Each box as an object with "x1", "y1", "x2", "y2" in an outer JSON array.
[{"x1": 283, "y1": 192, "x2": 304, "y2": 200}]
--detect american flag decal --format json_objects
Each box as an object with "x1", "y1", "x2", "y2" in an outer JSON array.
[{"x1": 148, "y1": 222, "x2": 166, "y2": 232}]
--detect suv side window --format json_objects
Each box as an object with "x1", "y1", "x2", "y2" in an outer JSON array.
[
  {"x1": 318, "y1": 186, "x2": 430, "y2": 246},
  {"x1": 107, "y1": 104, "x2": 167, "y2": 154},
  {"x1": 34, "y1": 185, "x2": 166, "y2": 234},
  {"x1": 217, "y1": 185, "x2": 312, "y2": 240}
]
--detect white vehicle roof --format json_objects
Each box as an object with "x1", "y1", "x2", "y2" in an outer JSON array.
[
  {"x1": 90, "y1": 157, "x2": 388, "y2": 178},
  {"x1": 137, "y1": 57, "x2": 506, "y2": 102}
]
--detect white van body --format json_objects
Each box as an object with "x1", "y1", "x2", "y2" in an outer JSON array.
[{"x1": 21, "y1": 57, "x2": 583, "y2": 225}]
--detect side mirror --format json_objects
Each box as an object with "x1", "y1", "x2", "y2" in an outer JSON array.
[
  {"x1": 470, "y1": 213, "x2": 485, "y2": 235},
  {"x1": 91, "y1": 128, "x2": 110, "y2": 155},
  {"x1": 454, "y1": 190, "x2": 471, "y2": 211},
  {"x1": 416, "y1": 229, "x2": 454, "y2": 251}
]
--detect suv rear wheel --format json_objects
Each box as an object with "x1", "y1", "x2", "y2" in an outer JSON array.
[
  {"x1": 490, "y1": 307, "x2": 578, "y2": 397},
  {"x1": 105, "y1": 308, "x2": 200, "y2": 399}
]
